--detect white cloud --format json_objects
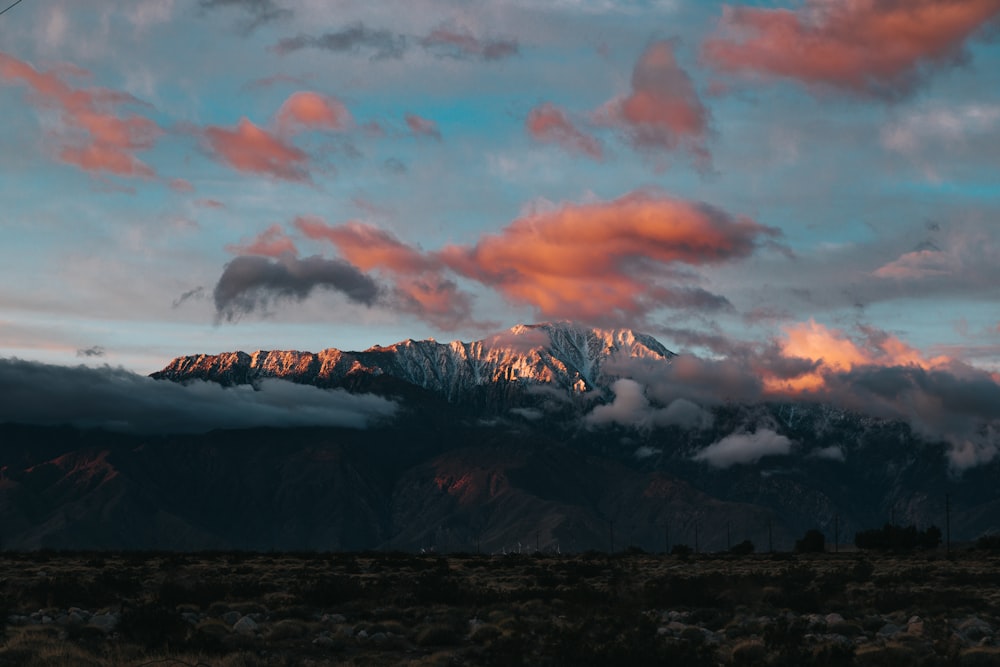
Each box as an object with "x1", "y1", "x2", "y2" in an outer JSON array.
[{"x1": 693, "y1": 428, "x2": 793, "y2": 468}]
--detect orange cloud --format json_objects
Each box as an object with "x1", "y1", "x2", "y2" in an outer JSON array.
[
  {"x1": 226, "y1": 223, "x2": 298, "y2": 257},
  {"x1": 765, "y1": 319, "x2": 952, "y2": 392},
  {"x1": 526, "y1": 103, "x2": 603, "y2": 160},
  {"x1": 300, "y1": 191, "x2": 777, "y2": 324},
  {"x1": 703, "y1": 0, "x2": 1000, "y2": 98},
  {"x1": 295, "y1": 217, "x2": 478, "y2": 330},
  {"x1": 0, "y1": 52, "x2": 160, "y2": 178},
  {"x1": 295, "y1": 217, "x2": 435, "y2": 274},
  {"x1": 275, "y1": 91, "x2": 352, "y2": 134},
  {"x1": 405, "y1": 113, "x2": 441, "y2": 140},
  {"x1": 203, "y1": 118, "x2": 309, "y2": 181},
  {"x1": 440, "y1": 191, "x2": 775, "y2": 320},
  {"x1": 601, "y1": 41, "x2": 710, "y2": 165}
]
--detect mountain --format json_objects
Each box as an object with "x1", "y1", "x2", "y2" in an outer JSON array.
[
  {"x1": 1, "y1": 322, "x2": 998, "y2": 552},
  {"x1": 151, "y1": 322, "x2": 675, "y2": 404}
]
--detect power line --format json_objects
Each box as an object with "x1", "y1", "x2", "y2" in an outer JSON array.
[{"x1": 0, "y1": 0, "x2": 26, "y2": 17}]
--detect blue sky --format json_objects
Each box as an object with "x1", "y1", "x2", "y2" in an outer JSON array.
[{"x1": 1, "y1": 0, "x2": 999, "y2": 375}]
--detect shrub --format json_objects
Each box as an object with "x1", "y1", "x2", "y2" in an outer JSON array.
[
  {"x1": 855, "y1": 524, "x2": 942, "y2": 551},
  {"x1": 729, "y1": 540, "x2": 755, "y2": 556},
  {"x1": 795, "y1": 529, "x2": 826, "y2": 554}
]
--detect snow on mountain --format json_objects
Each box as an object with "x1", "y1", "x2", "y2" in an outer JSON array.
[{"x1": 152, "y1": 322, "x2": 675, "y2": 400}]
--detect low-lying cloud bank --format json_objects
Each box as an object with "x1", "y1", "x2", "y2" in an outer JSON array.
[
  {"x1": 586, "y1": 320, "x2": 1000, "y2": 471},
  {"x1": 0, "y1": 358, "x2": 398, "y2": 434}
]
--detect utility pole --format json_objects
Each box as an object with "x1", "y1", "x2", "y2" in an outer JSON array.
[
  {"x1": 694, "y1": 522, "x2": 700, "y2": 554},
  {"x1": 946, "y1": 493, "x2": 951, "y2": 556},
  {"x1": 726, "y1": 521, "x2": 731, "y2": 552},
  {"x1": 834, "y1": 515, "x2": 839, "y2": 554},
  {"x1": 609, "y1": 520, "x2": 615, "y2": 555},
  {"x1": 768, "y1": 519, "x2": 773, "y2": 554},
  {"x1": 536, "y1": 531, "x2": 540, "y2": 553}
]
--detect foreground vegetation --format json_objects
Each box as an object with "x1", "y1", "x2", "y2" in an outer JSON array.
[{"x1": 1, "y1": 549, "x2": 1000, "y2": 666}]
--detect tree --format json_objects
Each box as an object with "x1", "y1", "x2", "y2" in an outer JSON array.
[{"x1": 795, "y1": 529, "x2": 825, "y2": 553}]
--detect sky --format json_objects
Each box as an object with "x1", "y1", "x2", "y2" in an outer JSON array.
[{"x1": 2, "y1": 0, "x2": 1000, "y2": 378}]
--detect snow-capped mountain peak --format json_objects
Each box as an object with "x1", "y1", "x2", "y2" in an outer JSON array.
[{"x1": 152, "y1": 322, "x2": 675, "y2": 401}]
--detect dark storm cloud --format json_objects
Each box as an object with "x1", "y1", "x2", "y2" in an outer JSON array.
[
  {"x1": 213, "y1": 255, "x2": 381, "y2": 322},
  {"x1": 0, "y1": 358, "x2": 398, "y2": 433},
  {"x1": 76, "y1": 346, "x2": 106, "y2": 358},
  {"x1": 273, "y1": 24, "x2": 408, "y2": 59},
  {"x1": 199, "y1": 0, "x2": 292, "y2": 34}
]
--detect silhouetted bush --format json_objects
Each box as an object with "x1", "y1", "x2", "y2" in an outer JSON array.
[
  {"x1": 855, "y1": 524, "x2": 941, "y2": 551},
  {"x1": 976, "y1": 534, "x2": 1000, "y2": 551},
  {"x1": 795, "y1": 529, "x2": 826, "y2": 554},
  {"x1": 670, "y1": 544, "x2": 693, "y2": 557},
  {"x1": 729, "y1": 540, "x2": 755, "y2": 556}
]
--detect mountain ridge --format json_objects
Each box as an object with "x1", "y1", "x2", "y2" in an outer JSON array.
[{"x1": 151, "y1": 322, "x2": 676, "y2": 402}]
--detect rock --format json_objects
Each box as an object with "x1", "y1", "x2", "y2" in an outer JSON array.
[
  {"x1": 960, "y1": 618, "x2": 993, "y2": 642},
  {"x1": 233, "y1": 616, "x2": 258, "y2": 635},
  {"x1": 223, "y1": 611, "x2": 241, "y2": 626},
  {"x1": 41, "y1": 615, "x2": 52, "y2": 624},
  {"x1": 324, "y1": 613, "x2": 347, "y2": 624},
  {"x1": 370, "y1": 632, "x2": 388, "y2": 645},
  {"x1": 182, "y1": 612, "x2": 200, "y2": 625},
  {"x1": 313, "y1": 636, "x2": 335, "y2": 648},
  {"x1": 878, "y1": 623, "x2": 902, "y2": 638},
  {"x1": 66, "y1": 612, "x2": 84, "y2": 626},
  {"x1": 356, "y1": 629, "x2": 369, "y2": 639},
  {"x1": 90, "y1": 613, "x2": 118, "y2": 632},
  {"x1": 826, "y1": 613, "x2": 845, "y2": 626},
  {"x1": 666, "y1": 621, "x2": 687, "y2": 634},
  {"x1": 908, "y1": 616, "x2": 924, "y2": 636}
]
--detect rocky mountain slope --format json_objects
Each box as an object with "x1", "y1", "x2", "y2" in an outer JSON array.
[{"x1": 151, "y1": 322, "x2": 674, "y2": 403}]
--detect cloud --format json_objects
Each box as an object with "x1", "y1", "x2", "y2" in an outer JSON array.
[
  {"x1": 172, "y1": 286, "x2": 205, "y2": 309},
  {"x1": 199, "y1": 0, "x2": 291, "y2": 34},
  {"x1": 169, "y1": 178, "x2": 194, "y2": 193},
  {"x1": 294, "y1": 217, "x2": 483, "y2": 330},
  {"x1": 420, "y1": 25, "x2": 518, "y2": 61},
  {"x1": 768, "y1": 319, "x2": 950, "y2": 393},
  {"x1": 823, "y1": 362, "x2": 1000, "y2": 470},
  {"x1": 873, "y1": 249, "x2": 954, "y2": 280},
  {"x1": 225, "y1": 223, "x2": 298, "y2": 258},
  {"x1": 703, "y1": 0, "x2": 1000, "y2": 98},
  {"x1": 585, "y1": 378, "x2": 713, "y2": 430},
  {"x1": 275, "y1": 91, "x2": 352, "y2": 134},
  {"x1": 76, "y1": 346, "x2": 106, "y2": 358},
  {"x1": 295, "y1": 191, "x2": 777, "y2": 325},
  {"x1": 0, "y1": 52, "x2": 161, "y2": 178},
  {"x1": 405, "y1": 113, "x2": 442, "y2": 140},
  {"x1": 599, "y1": 40, "x2": 711, "y2": 166},
  {"x1": 882, "y1": 104, "x2": 1000, "y2": 156},
  {"x1": 693, "y1": 428, "x2": 794, "y2": 468},
  {"x1": 526, "y1": 103, "x2": 603, "y2": 160},
  {"x1": 439, "y1": 190, "x2": 777, "y2": 321},
  {"x1": 202, "y1": 118, "x2": 309, "y2": 181},
  {"x1": 0, "y1": 358, "x2": 396, "y2": 433},
  {"x1": 383, "y1": 157, "x2": 407, "y2": 174},
  {"x1": 213, "y1": 254, "x2": 381, "y2": 322},
  {"x1": 273, "y1": 24, "x2": 407, "y2": 59}
]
